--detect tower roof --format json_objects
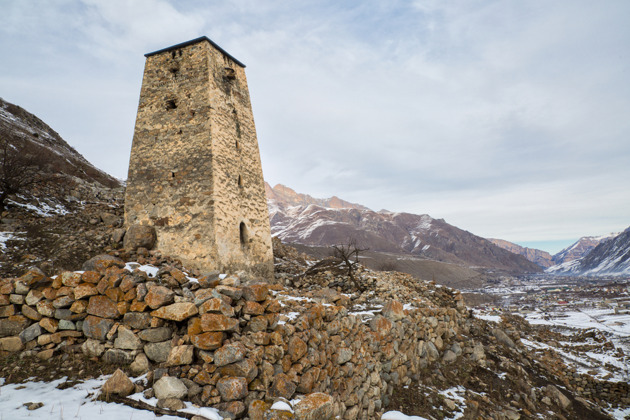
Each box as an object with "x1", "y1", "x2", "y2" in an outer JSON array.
[{"x1": 144, "y1": 36, "x2": 246, "y2": 68}]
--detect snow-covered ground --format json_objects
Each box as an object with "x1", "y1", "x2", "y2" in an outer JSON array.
[
  {"x1": 0, "y1": 231, "x2": 25, "y2": 250},
  {"x1": 8, "y1": 196, "x2": 69, "y2": 217},
  {"x1": 523, "y1": 307, "x2": 630, "y2": 382},
  {"x1": 0, "y1": 373, "x2": 441, "y2": 420},
  {"x1": 0, "y1": 375, "x2": 221, "y2": 420}
]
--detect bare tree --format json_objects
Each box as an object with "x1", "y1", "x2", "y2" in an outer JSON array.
[
  {"x1": 0, "y1": 128, "x2": 45, "y2": 213},
  {"x1": 332, "y1": 238, "x2": 369, "y2": 291}
]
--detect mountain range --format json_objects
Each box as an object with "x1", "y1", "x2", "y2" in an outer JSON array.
[
  {"x1": 266, "y1": 183, "x2": 543, "y2": 287},
  {"x1": 267, "y1": 183, "x2": 630, "y2": 278}
]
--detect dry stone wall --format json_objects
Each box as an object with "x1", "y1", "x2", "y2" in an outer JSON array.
[{"x1": 0, "y1": 253, "x2": 479, "y2": 419}]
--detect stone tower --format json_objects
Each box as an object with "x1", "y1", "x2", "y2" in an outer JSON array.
[{"x1": 124, "y1": 37, "x2": 273, "y2": 278}]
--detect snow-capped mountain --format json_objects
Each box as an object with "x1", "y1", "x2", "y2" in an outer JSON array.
[
  {"x1": 267, "y1": 184, "x2": 542, "y2": 273},
  {"x1": 551, "y1": 233, "x2": 618, "y2": 266},
  {"x1": 547, "y1": 227, "x2": 630, "y2": 275}
]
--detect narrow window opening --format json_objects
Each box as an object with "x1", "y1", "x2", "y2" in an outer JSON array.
[
  {"x1": 171, "y1": 172, "x2": 176, "y2": 178},
  {"x1": 171, "y1": 51, "x2": 176, "y2": 59},
  {"x1": 166, "y1": 99, "x2": 177, "y2": 110},
  {"x1": 233, "y1": 110, "x2": 242, "y2": 138},
  {"x1": 235, "y1": 139, "x2": 239, "y2": 149},
  {"x1": 239, "y1": 222, "x2": 248, "y2": 247},
  {"x1": 238, "y1": 175, "x2": 243, "y2": 188},
  {"x1": 178, "y1": 49, "x2": 183, "y2": 57},
  {"x1": 224, "y1": 67, "x2": 236, "y2": 80}
]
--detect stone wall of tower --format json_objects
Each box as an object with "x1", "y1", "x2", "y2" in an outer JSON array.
[{"x1": 124, "y1": 39, "x2": 273, "y2": 278}]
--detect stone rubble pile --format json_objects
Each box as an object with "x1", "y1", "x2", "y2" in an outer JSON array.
[{"x1": 0, "y1": 252, "x2": 479, "y2": 419}]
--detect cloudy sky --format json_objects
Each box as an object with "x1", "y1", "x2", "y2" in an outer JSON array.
[{"x1": 1, "y1": 1, "x2": 629, "y2": 253}]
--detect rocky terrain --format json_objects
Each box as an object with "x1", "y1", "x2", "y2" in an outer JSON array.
[
  {"x1": 0, "y1": 239, "x2": 627, "y2": 419},
  {"x1": 0, "y1": 97, "x2": 124, "y2": 278},
  {"x1": 489, "y1": 238, "x2": 553, "y2": 268}
]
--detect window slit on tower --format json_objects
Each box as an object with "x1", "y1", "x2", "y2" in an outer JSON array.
[{"x1": 239, "y1": 222, "x2": 248, "y2": 247}]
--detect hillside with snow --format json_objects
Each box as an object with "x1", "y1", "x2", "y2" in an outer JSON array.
[
  {"x1": 547, "y1": 228, "x2": 630, "y2": 276},
  {"x1": 551, "y1": 233, "x2": 619, "y2": 266}
]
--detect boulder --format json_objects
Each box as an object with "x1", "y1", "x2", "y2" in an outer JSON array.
[
  {"x1": 123, "y1": 312, "x2": 151, "y2": 330},
  {"x1": 153, "y1": 376, "x2": 187, "y2": 400},
  {"x1": 165, "y1": 345, "x2": 194, "y2": 366},
  {"x1": 19, "y1": 323, "x2": 42, "y2": 343},
  {"x1": 242, "y1": 284, "x2": 269, "y2": 302},
  {"x1": 74, "y1": 284, "x2": 98, "y2": 300},
  {"x1": 214, "y1": 342, "x2": 247, "y2": 367},
  {"x1": 0, "y1": 336, "x2": 24, "y2": 352},
  {"x1": 268, "y1": 373, "x2": 296, "y2": 399},
  {"x1": 114, "y1": 325, "x2": 142, "y2": 350},
  {"x1": 145, "y1": 286, "x2": 174, "y2": 309},
  {"x1": 200, "y1": 313, "x2": 238, "y2": 332},
  {"x1": 381, "y1": 300, "x2": 405, "y2": 321},
  {"x1": 82, "y1": 255, "x2": 125, "y2": 272},
  {"x1": 157, "y1": 398, "x2": 185, "y2": 410},
  {"x1": 124, "y1": 225, "x2": 157, "y2": 251},
  {"x1": 145, "y1": 341, "x2": 172, "y2": 363},
  {"x1": 130, "y1": 353, "x2": 150, "y2": 376},
  {"x1": 493, "y1": 328, "x2": 516, "y2": 348},
  {"x1": 81, "y1": 338, "x2": 105, "y2": 357},
  {"x1": 288, "y1": 336, "x2": 307, "y2": 363},
  {"x1": 191, "y1": 332, "x2": 224, "y2": 350},
  {"x1": 103, "y1": 348, "x2": 133, "y2": 365},
  {"x1": 87, "y1": 296, "x2": 119, "y2": 319},
  {"x1": 82, "y1": 316, "x2": 115, "y2": 341},
  {"x1": 138, "y1": 327, "x2": 172, "y2": 342},
  {"x1": 101, "y1": 369, "x2": 135, "y2": 397},
  {"x1": 293, "y1": 393, "x2": 335, "y2": 420},
  {"x1": 151, "y1": 302, "x2": 197, "y2": 321},
  {"x1": 336, "y1": 347, "x2": 353, "y2": 365},
  {"x1": 216, "y1": 376, "x2": 248, "y2": 401}
]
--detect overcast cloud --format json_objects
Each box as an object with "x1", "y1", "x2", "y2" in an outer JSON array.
[{"x1": 1, "y1": 0, "x2": 629, "y2": 253}]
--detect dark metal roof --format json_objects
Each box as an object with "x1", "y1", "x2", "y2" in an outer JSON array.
[{"x1": 144, "y1": 36, "x2": 246, "y2": 68}]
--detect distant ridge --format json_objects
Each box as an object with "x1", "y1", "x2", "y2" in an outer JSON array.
[
  {"x1": 488, "y1": 239, "x2": 553, "y2": 268},
  {"x1": 267, "y1": 184, "x2": 542, "y2": 274}
]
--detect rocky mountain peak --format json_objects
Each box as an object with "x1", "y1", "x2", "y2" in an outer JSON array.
[{"x1": 266, "y1": 182, "x2": 369, "y2": 211}]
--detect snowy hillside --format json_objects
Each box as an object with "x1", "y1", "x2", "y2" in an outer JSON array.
[
  {"x1": 547, "y1": 228, "x2": 630, "y2": 276},
  {"x1": 551, "y1": 233, "x2": 618, "y2": 266}
]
